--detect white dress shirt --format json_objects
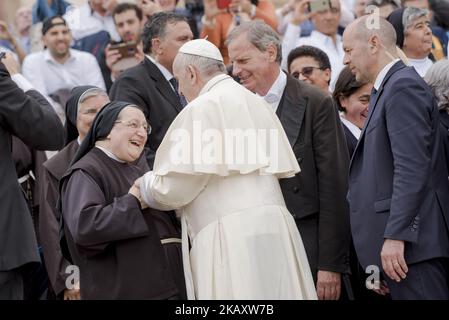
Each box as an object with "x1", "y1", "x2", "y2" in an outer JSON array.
[
  {"x1": 22, "y1": 48, "x2": 106, "y2": 97},
  {"x1": 22, "y1": 48, "x2": 105, "y2": 118},
  {"x1": 282, "y1": 27, "x2": 345, "y2": 90},
  {"x1": 259, "y1": 68, "x2": 287, "y2": 112},
  {"x1": 373, "y1": 59, "x2": 401, "y2": 91},
  {"x1": 340, "y1": 115, "x2": 361, "y2": 140},
  {"x1": 64, "y1": 4, "x2": 120, "y2": 42}
]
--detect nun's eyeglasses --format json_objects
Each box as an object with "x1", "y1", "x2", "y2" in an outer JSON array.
[{"x1": 115, "y1": 120, "x2": 152, "y2": 135}]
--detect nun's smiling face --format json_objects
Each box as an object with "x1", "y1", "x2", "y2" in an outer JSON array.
[{"x1": 108, "y1": 106, "x2": 148, "y2": 162}]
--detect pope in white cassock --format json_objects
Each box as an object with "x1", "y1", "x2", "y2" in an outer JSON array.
[{"x1": 137, "y1": 39, "x2": 317, "y2": 300}]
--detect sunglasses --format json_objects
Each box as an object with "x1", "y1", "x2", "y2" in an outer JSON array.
[{"x1": 291, "y1": 66, "x2": 324, "y2": 79}]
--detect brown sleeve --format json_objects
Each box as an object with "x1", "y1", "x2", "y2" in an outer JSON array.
[
  {"x1": 61, "y1": 170, "x2": 149, "y2": 256},
  {"x1": 39, "y1": 168, "x2": 71, "y2": 295}
]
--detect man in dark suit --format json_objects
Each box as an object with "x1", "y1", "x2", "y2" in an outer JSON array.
[
  {"x1": 110, "y1": 12, "x2": 193, "y2": 168},
  {"x1": 227, "y1": 21, "x2": 351, "y2": 300},
  {"x1": 343, "y1": 15, "x2": 449, "y2": 299},
  {"x1": 0, "y1": 52, "x2": 64, "y2": 299}
]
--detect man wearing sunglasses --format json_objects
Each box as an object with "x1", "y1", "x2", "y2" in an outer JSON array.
[{"x1": 287, "y1": 45, "x2": 332, "y2": 94}]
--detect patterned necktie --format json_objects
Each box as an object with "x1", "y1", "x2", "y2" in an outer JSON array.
[{"x1": 169, "y1": 77, "x2": 187, "y2": 107}]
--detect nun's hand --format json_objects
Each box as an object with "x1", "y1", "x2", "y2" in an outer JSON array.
[{"x1": 129, "y1": 180, "x2": 148, "y2": 210}]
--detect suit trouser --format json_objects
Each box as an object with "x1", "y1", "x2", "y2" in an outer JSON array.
[
  {"x1": 0, "y1": 269, "x2": 23, "y2": 300},
  {"x1": 384, "y1": 258, "x2": 449, "y2": 300}
]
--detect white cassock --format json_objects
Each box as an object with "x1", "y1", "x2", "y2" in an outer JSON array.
[{"x1": 141, "y1": 74, "x2": 317, "y2": 300}]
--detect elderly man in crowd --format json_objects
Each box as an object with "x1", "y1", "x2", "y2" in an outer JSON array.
[
  {"x1": 138, "y1": 39, "x2": 317, "y2": 300},
  {"x1": 227, "y1": 21, "x2": 351, "y2": 300}
]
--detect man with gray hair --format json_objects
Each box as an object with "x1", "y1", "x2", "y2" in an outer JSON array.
[
  {"x1": 387, "y1": 6, "x2": 434, "y2": 76},
  {"x1": 343, "y1": 14, "x2": 449, "y2": 299},
  {"x1": 138, "y1": 39, "x2": 318, "y2": 300},
  {"x1": 227, "y1": 21, "x2": 351, "y2": 300}
]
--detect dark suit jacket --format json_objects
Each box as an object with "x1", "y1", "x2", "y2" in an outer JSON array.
[
  {"x1": 109, "y1": 57, "x2": 182, "y2": 168},
  {"x1": 0, "y1": 63, "x2": 65, "y2": 271},
  {"x1": 341, "y1": 122, "x2": 358, "y2": 157},
  {"x1": 439, "y1": 110, "x2": 449, "y2": 173},
  {"x1": 348, "y1": 61, "x2": 449, "y2": 270},
  {"x1": 277, "y1": 75, "x2": 351, "y2": 278},
  {"x1": 12, "y1": 136, "x2": 48, "y2": 244}
]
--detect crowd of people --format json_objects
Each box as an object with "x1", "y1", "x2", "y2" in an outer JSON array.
[{"x1": 1, "y1": 0, "x2": 449, "y2": 301}]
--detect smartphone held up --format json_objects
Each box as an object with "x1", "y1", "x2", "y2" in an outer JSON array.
[{"x1": 307, "y1": 0, "x2": 332, "y2": 13}]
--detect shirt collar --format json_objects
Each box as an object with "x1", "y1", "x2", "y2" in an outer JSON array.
[
  {"x1": 260, "y1": 68, "x2": 287, "y2": 104},
  {"x1": 95, "y1": 146, "x2": 125, "y2": 163},
  {"x1": 199, "y1": 73, "x2": 232, "y2": 96},
  {"x1": 146, "y1": 55, "x2": 173, "y2": 81},
  {"x1": 340, "y1": 115, "x2": 361, "y2": 140},
  {"x1": 44, "y1": 48, "x2": 75, "y2": 64},
  {"x1": 373, "y1": 59, "x2": 400, "y2": 91}
]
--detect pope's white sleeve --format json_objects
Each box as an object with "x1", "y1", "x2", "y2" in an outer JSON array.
[{"x1": 140, "y1": 171, "x2": 210, "y2": 211}]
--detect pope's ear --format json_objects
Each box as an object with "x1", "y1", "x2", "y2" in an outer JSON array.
[{"x1": 187, "y1": 65, "x2": 196, "y2": 81}]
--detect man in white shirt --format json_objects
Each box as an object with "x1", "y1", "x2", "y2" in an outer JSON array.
[
  {"x1": 64, "y1": 0, "x2": 120, "y2": 42},
  {"x1": 282, "y1": 0, "x2": 345, "y2": 89},
  {"x1": 386, "y1": 6, "x2": 433, "y2": 76},
  {"x1": 22, "y1": 16, "x2": 106, "y2": 120}
]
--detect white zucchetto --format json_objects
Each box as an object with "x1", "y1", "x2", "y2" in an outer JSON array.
[{"x1": 178, "y1": 39, "x2": 224, "y2": 62}]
